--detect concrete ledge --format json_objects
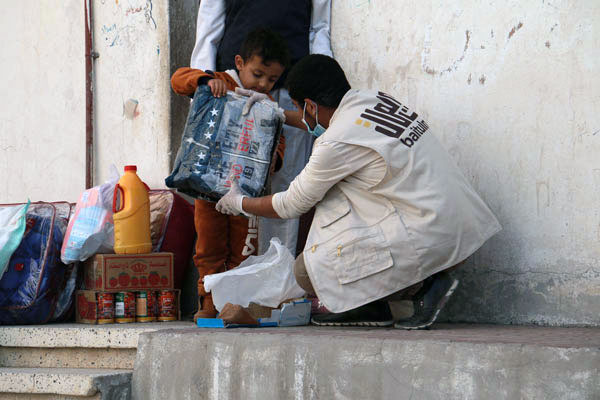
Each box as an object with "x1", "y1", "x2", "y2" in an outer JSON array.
[
  {"x1": 132, "y1": 324, "x2": 600, "y2": 400},
  {"x1": 0, "y1": 322, "x2": 194, "y2": 349},
  {"x1": 0, "y1": 348, "x2": 137, "y2": 370},
  {"x1": 0, "y1": 394, "x2": 101, "y2": 400},
  {"x1": 0, "y1": 368, "x2": 131, "y2": 398}
]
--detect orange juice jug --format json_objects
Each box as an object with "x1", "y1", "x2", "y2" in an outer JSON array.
[{"x1": 112, "y1": 165, "x2": 152, "y2": 254}]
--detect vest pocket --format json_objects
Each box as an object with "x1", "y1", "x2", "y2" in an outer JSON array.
[
  {"x1": 317, "y1": 188, "x2": 351, "y2": 228},
  {"x1": 329, "y1": 225, "x2": 394, "y2": 285}
]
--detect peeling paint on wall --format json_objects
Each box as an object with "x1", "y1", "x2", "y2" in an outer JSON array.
[
  {"x1": 536, "y1": 181, "x2": 550, "y2": 216},
  {"x1": 507, "y1": 21, "x2": 523, "y2": 40},
  {"x1": 422, "y1": 29, "x2": 471, "y2": 76},
  {"x1": 352, "y1": 0, "x2": 371, "y2": 8},
  {"x1": 123, "y1": 99, "x2": 140, "y2": 119}
]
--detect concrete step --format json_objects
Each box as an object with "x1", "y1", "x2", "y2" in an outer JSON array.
[
  {"x1": 132, "y1": 323, "x2": 600, "y2": 400},
  {"x1": 0, "y1": 322, "x2": 194, "y2": 370},
  {"x1": 0, "y1": 394, "x2": 100, "y2": 400},
  {"x1": 0, "y1": 322, "x2": 195, "y2": 349},
  {"x1": 0, "y1": 368, "x2": 131, "y2": 400},
  {"x1": 0, "y1": 348, "x2": 137, "y2": 370}
]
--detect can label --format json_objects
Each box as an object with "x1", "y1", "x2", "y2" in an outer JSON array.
[
  {"x1": 136, "y1": 291, "x2": 148, "y2": 317},
  {"x1": 115, "y1": 291, "x2": 135, "y2": 323},
  {"x1": 149, "y1": 290, "x2": 157, "y2": 318},
  {"x1": 158, "y1": 290, "x2": 177, "y2": 321},
  {"x1": 136, "y1": 290, "x2": 156, "y2": 322},
  {"x1": 96, "y1": 292, "x2": 114, "y2": 323}
]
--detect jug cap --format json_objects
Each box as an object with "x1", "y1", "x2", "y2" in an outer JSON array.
[{"x1": 124, "y1": 165, "x2": 137, "y2": 172}]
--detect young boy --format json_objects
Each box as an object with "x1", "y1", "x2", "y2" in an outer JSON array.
[
  {"x1": 171, "y1": 28, "x2": 290, "y2": 320},
  {"x1": 191, "y1": 0, "x2": 333, "y2": 258}
]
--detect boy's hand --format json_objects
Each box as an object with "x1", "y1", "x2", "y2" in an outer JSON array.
[
  {"x1": 208, "y1": 79, "x2": 227, "y2": 98},
  {"x1": 235, "y1": 87, "x2": 268, "y2": 115}
]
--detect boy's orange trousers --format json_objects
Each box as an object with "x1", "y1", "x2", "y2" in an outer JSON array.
[{"x1": 193, "y1": 199, "x2": 258, "y2": 297}]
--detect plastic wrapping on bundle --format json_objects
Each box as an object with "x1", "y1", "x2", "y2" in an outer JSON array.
[
  {"x1": 203, "y1": 238, "x2": 305, "y2": 311},
  {"x1": 61, "y1": 167, "x2": 119, "y2": 264},
  {"x1": 165, "y1": 85, "x2": 284, "y2": 201},
  {"x1": 51, "y1": 263, "x2": 78, "y2": 321}
]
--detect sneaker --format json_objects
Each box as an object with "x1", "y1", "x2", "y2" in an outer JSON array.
[
  {"x1": 310, "y1": 301, "x2": 394, "y2": 327},
  {"x1": 394, "y1": 272, "x2": 459, "y2": 330}
]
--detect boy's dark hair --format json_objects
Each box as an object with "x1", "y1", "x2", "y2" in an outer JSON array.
[
  {"x1": 285, "y1": 55, "x2": 351, "y2": 108},
  {"x1": 239, "y1": 28, "x2": 291, "y2": 68}
]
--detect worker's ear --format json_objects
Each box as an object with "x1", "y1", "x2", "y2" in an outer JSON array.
[
  {"x1": 234, "y1": 55, "x2": 245, "y2": 71},
  {"x1": 303, "y1": 98, "x2": 317, "y2": 118}
]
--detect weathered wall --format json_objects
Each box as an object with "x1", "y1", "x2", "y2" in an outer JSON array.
[
  {"x1": 92, "y1": 0, "x2": 196, "y2": 188},
  {"x1": 0, "y1": 2, "x2": 85, "y2": 203},
  {"x1": 331, "y1": 0, "x2": 600, "y2": 325},
  {"x1": 0, "y1": 1, "x2": 196, "y2": 204}
]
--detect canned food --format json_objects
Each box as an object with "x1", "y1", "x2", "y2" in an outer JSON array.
[
  {"x1": 96, "y1": 292, "x2": 114, "y2": 324},
  {"x1": 157, "y1": 290, "x2": 177, "y2": 321},
  {"x1": 149, "y1": 290, "x2": 158, "y2": 318},
  {"x1": 136, "y1": 290, "x2": 156, "y2": 322},
  {"x1": 115, "y1": 291, "x2": 135, "y2": 323}
]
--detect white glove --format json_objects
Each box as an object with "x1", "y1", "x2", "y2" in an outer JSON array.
[
  {"x1": 235, "y1": 87, "x2": 268, "y2": 116},
  {"x1": 215, "y1": 177, "x2": 251, "y2": 216}
]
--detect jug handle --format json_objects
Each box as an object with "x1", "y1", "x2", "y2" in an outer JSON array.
[
  {"x1": 113, "y1": 184, "x2": 124, "y2": 213},
  {"x1": 143, "y1": 182, "x2": 150, "y2": 192}
]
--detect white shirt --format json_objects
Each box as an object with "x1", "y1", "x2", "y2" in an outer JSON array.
[
  {"x1": 190, "y1": 0, "x2": 333, "y2": 70},
  {"x1": 272, "y1": 141, "x2": 387, "y2": 219}
]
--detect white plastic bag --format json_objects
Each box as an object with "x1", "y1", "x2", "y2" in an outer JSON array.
[
  {"x1": 203, "y1": 237, "x2": 305, "y2": 311},
  {"x1": 60, "y1": 166, "x2": 120, "y2": 264},
  {"x1": 0, "y1": 201, "x2": 30, "y2": 280}
]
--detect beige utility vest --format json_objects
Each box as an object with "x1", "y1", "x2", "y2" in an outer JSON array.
[{"x1": 303, "y1": 89, "x2": 501, "y2": 313}]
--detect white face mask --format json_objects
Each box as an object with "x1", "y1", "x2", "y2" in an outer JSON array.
[{"x1": 302, "y1": 102, "x2": 327, "y2": 137}]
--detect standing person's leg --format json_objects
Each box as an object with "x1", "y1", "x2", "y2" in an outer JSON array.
[
  {"x1": 228, "y1": 214, "x2": 258, "y2": 269},
  {"x1": 257, "y1": 88, "x2": 314, "y2": 256},
  {"x1": 193, "y1": 199, "x2": 229, "y2": 320}
]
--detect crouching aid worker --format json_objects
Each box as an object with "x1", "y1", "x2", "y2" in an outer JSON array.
[{"x1": 216, "y1": 54, "x2": 501, "y2": 329}]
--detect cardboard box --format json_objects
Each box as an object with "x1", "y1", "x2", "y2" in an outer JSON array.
[
  {"x1": 261, "y1": 299, "x2": 311, "y2": 327},
  {"x1": 76, "y1": 289, "x2": 181, "y2": 324},
  {"x1": 83, "y1": 253, "x2": 174, "y2": 292}
]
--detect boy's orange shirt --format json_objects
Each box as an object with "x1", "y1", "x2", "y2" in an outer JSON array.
[{"x1": 171, "y1": 67, "x2": 285, "y2": 168}]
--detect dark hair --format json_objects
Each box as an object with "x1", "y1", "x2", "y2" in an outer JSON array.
[
  {"x1": 285, "y1": 54, "x2": 351, "y2": 108},
  {"x1": 239, "y1": 28, "x2": 291, "y2": 68}
]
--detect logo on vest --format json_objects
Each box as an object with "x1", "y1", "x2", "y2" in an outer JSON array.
[{"x1": 357, "y1": 91, "x2": 430, "y2": 148}]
